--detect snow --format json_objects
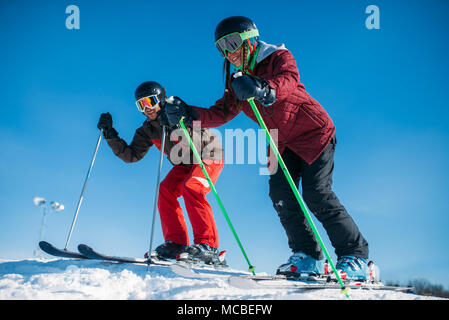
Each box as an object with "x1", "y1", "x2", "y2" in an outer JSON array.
[{"x1": 0, "y1": 258, "x2": 444, "y2": 300}]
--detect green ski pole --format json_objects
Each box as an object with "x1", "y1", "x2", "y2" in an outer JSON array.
[
  {"x1": 178, "y1": 117, "x2": 256, "y2": 275},
  {"x1": 247, "y1": 98, "x2": 349, "y2": 297}
]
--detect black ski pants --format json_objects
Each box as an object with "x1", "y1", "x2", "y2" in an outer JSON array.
[{"x1": 269, "y1": 136, "x2": 369, "y2": 260}]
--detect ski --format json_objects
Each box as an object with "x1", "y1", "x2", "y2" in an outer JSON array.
[
  {"x1": 77, "y1": 244, "x2": 154, "y2": 264},
  {"x1": 228, "y1": 276, "x2": 415, "y2": 292},
  {"x1": 170, "y1": 263, "x2": 253, "y2": 278},
  {"x1": 39, "y1": 241, "x2": 90, "y2": 259},
  {"x1": 171, "y1": 263, "x2": 320, "y2": 281},
  {"x1": 170, "y1": 264, "x2": 415, "y2": 293},
  {"x1": 76, "y1": 244, "x2": 224, "y2": 269},
  {"x1": 77, "y1": 243, "x2": 240, "y2": 275}
]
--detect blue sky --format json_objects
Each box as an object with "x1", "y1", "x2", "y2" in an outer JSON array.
[{"x1": 1, "y1": 0, "x2": 449, "y2": 289}]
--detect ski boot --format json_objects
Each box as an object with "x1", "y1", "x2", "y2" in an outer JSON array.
[
  {"x1": 276, "y1": 252, "x2": 325, "y2": 279},
  {"x1": 147, "y1": 240, "x2": 187, "y2": 261},
  {"x1": 177, "y1": 243, "x2": 227, "y2": 267},
  {"x1": 334, "y1": 255, "x2": 369, "y2": 281}
]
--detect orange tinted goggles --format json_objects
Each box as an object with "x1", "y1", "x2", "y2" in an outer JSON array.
[{"x1": 136, "y1": 95, "x2": 159, "y2": 112}]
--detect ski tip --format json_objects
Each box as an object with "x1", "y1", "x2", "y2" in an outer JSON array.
[
  {"x1": 77, "y1": 244, "x2": 92, "y2": 251},
  {"x1": 38, "y1": 241, "x2": 49, "y2": 249},
  {"x1": 39, "y1": 241, "x2": 57, "y2": 252},
  {"x1": 38, "y1": 241, "x2": 90, "y2": 260}
]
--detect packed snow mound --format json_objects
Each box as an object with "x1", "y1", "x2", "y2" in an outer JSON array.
[{"x1": 0, "y1": 258, "x2": 441, "y2": 300}]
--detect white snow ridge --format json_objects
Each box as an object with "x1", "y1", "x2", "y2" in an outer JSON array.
[{"x1": 0, "y1": 258, "x2": 442, "y2": 301}]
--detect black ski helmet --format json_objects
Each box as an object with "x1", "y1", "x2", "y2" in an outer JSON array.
[
  {"x1": 134, "y1": 81, "x2": 166, "y2": 105},
  {"x1": 214, "y1": 16, "x2": 258, "y2": 42}
]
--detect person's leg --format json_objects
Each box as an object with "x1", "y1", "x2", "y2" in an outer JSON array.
[
  {"x1": 269, "y1": 148, "x2": 323, "y2": 259},
  {"x1": 158, "y1": 165, "x2": 191, "y2": 246},
  {"x1": 301, "y1": 136, "x2": 369, "y2": 259},
  {"x1": 181, "y1": 160, "x2": 224, "y2": 248}
]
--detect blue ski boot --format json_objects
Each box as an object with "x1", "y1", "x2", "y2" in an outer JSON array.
[
  {"x1": 335, "y1": 255, "x2": 368, "y2": 281},
  {"x1": 276, "y1": 252, "x2": 324, "y2": 278}
]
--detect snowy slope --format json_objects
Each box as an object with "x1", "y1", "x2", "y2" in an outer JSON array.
[{"x1": 0, "y1": 258, "x2": 442, "y2": 300}]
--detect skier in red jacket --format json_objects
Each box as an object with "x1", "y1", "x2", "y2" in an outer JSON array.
[{"x1": 164, "y1": 17, "x2": 369, "y2": 280}]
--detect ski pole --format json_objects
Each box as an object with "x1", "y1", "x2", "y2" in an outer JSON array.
[
  {"x1": 148, "y1": 125, "x2": 166, "y2": 263},
  {"x1": 178, "y1": 117, "x2": 256, "y2": 275},
  {"x1": 247, "y1": 98, "x2": 349, "y2": 297},
  {"x1": 64, "y1": 130, "x2": 103, "y2": 250}
]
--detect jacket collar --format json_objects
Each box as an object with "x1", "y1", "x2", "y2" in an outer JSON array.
[{"x1": 256, "y1": 40, "x2": 287, "y2": 64}]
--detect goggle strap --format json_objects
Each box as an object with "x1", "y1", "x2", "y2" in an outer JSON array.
[
  {"x1": 239, "y1": 29, "x2": 259, "y2": 41},
  {"x1": 215, "y1": 29, "x2": 259, "y2": 47}
]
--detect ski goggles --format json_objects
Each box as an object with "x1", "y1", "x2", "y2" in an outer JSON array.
[
  {"x1": 215, "y1": 29, "x2": 259, "y2": 57},
  {"x1": 135, "y1": 95, "x2": 159, "y2": 112}
]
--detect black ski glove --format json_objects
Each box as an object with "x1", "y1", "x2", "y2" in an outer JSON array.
[
  {"x1": 164, "y1": 96, "x2": 199, "y2": 128},
  {"x1": 97, "y1": 112, "x2": 118, "y2": 139},
  {"x1": 231, "y1": 74, "x2": 276, "y2": 106},
  {"x1": 157, "y1": 107, "x2": 170, "y2": 128}
]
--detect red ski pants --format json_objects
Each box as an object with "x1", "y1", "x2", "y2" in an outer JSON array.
[{"x1": 157, "y1": 160, "x2": 223, "y2": 248}]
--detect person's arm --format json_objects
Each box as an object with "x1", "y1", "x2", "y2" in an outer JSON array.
[
  {"x1": 230, "y1": 50, "x2": 302, "y2": 105},
  {"x1": 106, "y1": 126, "x2": 153, "y2": 163},
  {"x1": 190, "y1": 92, "x2": 241, "y2": 128},
  {"x1": 264, "y1": 50, "x2": 301, "y2": 101},
  {"x1": 164, "y1": 94, "x2": 241, "y2": 129},
  {"x1": 97, "y1": 113, "x2": 152, "y2": 163}
]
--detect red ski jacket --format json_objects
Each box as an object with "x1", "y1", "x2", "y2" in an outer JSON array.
[{"x1": 192, "y1": 48, "x2": 335, "y2": 165}]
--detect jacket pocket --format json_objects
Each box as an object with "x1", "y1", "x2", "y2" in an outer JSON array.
[{"x1": 300, "y1": 103, "x2": 325, "y2": 128}]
